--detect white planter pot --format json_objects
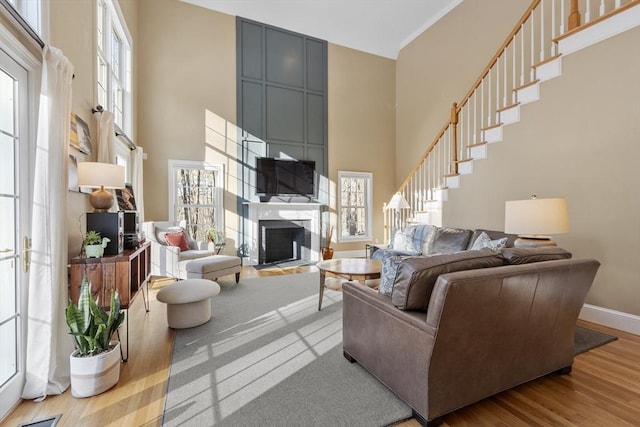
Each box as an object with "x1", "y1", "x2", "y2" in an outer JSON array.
[
  {"x1": 70, "y1": 341, "x2": 121, "y2": 398},
  {"x1": 85, "y1": 244, "x2": 104, "y2": 258}
]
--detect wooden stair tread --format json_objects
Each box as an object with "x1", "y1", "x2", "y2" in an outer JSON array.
[
  {"x1": 468, "y1": 141, "x2": 488, "y2": 148},
  {"x1": 533, "y1": 53, "x2": 562, "y2": 69},
  {"x1": 496, "y1": 102, "x2": 521, "y2": 113},
  {"x1": 443, "y1": 173, "x2": 460, "y2": 178},
  {"x1": 481, "y1": 123, "x2": 503, "y2": 131},
  {"x1": 456, "y1": 158, "x2": 473, "y2": 163},
  {"x1": 514, "y1": 79, "x2": 540, "y2": 92}
]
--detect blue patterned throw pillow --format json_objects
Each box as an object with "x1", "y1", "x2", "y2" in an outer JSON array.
[
  {"x1": 379, "y1": 255, "x2": 405, "y2": 295},
  {"x1": 470, "y1": 231, "x2": 507, "y2": 251}
]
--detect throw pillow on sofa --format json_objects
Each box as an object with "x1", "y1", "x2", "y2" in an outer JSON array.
[
  {"x1": 379, "y1": 254, "x2": 409, "y2": 295},
  {"x1": 164, "y1": 231, "x2": 190, "y2": 251},
  {"x1": 470, "y1": 231, "x2": 508, "y2": 251},
  {"x1": 502, "y1": 247, "x2": 572, "y2": 264},
  {"x1": 391, "y1": 249, "x2": 505, "y2": 311}
]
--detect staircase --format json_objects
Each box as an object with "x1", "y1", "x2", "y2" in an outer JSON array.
[{"x1": 385, "y1": 0, "x2": 640, "y2": 242}]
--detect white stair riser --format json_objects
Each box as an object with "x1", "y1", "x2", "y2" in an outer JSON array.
[
  {"x1": 536, "y1": 57, "x2": 562, "y2": 82},
  {"x1": 445, "y1": 175, "x2": 460, "y2": 189},
  {"x1": 469, "y1": 144, "x2": 487, "y2": 160},
  {"x1": 516, "y1": 83, "x2": 540, "y2": 105},
  {"x1": 499, "y1": 105, "x2": 520, "y2": 125},
  {"x1": 458, "y1": 161, "x2": 473, "y2": 175},
  {"x1": 483, "y1": 126, "x2": 503, "y2": 143}
]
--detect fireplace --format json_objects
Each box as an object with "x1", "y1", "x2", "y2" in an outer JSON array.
[
  {"x1": 259, "y1": 220, "x2": 311, "y2": 264},
  {"x1": 245, "y1": 202, "x2": 322, "y2": 266}
]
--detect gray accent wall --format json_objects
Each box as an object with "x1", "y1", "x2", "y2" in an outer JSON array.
[{"x1": 237, "y1": 17, "x2": 328, "y2": 201}]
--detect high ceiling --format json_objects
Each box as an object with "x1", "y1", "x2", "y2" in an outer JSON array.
[{"x1": 181, "y1": 0, "x2": 463, "y2": 59}]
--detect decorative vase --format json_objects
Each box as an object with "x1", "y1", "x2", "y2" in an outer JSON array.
[
  {"x1": 321, "y1": 247, "x2": 334, "y2": 260},
  {"x1": 85, "y1": 244, "x2": 104, "y2": 258},
  {"x1": 70, "y1": 341, "x2": 121, "y2": 398}
]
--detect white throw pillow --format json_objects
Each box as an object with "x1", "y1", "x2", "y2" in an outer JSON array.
[{"x1": 471, "y1": 232, "x2": 508, "y2": 251}]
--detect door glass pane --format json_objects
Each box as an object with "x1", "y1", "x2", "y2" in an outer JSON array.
[
  {"x1": 0, "y1": 134, "x2": 14, "y2": 195},
  {"x1": 0, "y1": 318, "x2": 17, "y2": 387},
  {"x1": 0, "y1": 71, "x2": 15, "y2": 134},
  {"x1": 0, "y1": 259, "x2": 16, "y2": 324},
  {"x1": 0, "y1": 197, "x2": 15, "y2": 252}
]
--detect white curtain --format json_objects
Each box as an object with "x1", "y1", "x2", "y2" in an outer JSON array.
[
  {"x1": 22, "y1": 46, "x2": 75, "y2": 399},
  {"x1": 95, "y1": 109, "x2": 115, "y2": 163},
  {"x1": 132, "y1": 146, "x2": 145, "y2": 223}
]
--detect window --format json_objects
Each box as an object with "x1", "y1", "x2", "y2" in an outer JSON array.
[
  {"x1": 338, "y1": 171, "x2": 372, "y2": 242},
  {"x1": 168, "y1": 160, "x2": 224, "y2": 241},
  {"x1": 96, "y1": 0, "x2": 131, "y2": 136},
  {"x1": 6, "y1": 0, "x2": 42, "y2": 36}
]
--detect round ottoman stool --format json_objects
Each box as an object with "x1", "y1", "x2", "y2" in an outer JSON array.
[{"x1": 156, "y1": 279, "x2": 221, "y2": 329}]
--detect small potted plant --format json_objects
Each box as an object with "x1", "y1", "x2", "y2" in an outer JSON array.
[
  {"x1": 84, "y1": 230, "x2": 110, "y2": 258},
  {"x1": 65, "y1": 277, "x2": 125, "y2": 398},
  {"x1": 205, "y1": 226, "x2": 223, "y2": 245}
]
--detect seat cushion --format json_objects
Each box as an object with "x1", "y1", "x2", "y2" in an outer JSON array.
[
  {"x1": 183, "y1": 255, "x2": 242, "y2": 274},
  {"x1": 391, "y1": 249, "x2": 505, "y2": 311},
  {"x1": 179, "y1": 249, "x2": 215, "y2": 261},
  {"x1": 156, "y1": 278, "x2": 221, "y2": 304}
]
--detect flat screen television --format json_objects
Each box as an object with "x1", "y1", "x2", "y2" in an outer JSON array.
[{"x1": 255, "y1": 157, "x2": 315, "y2": 196}]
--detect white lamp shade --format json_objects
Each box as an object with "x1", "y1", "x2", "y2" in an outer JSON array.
[
  {"x1": 387, "y1": 193, "x2": 410, "y2": 210},
  {"x1": 77, "y1": 162, "x2": 125, "y2": 189},
  {"x1": 505, "y1": 197, "x2": 570, "y2": 236}
]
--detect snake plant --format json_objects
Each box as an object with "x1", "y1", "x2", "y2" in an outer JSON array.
[{"x1": 65, "y1": 277, "x2": 125, "y2": 356}]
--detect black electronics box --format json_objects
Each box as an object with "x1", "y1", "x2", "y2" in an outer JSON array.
[{"x1": 87, "y1": 212, "x2": 123, "y2": 255}]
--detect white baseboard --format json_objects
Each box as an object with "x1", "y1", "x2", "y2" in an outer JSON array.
[
  {"x1": 579, "y1": 304, "x2": 640, "y2": 336},
  {"x1": 334, "y1": 250, "x2": 367, "y2": 259}
]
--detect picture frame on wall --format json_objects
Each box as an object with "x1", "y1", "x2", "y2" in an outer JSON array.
[
  {"x1": 70, "y1": 113, "x2": 93, "y2": 155},
  {"x1": 116, "y1": 184, "x2": 137, "y2": 211}
]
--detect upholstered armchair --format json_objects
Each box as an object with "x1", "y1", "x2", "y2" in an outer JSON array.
[{"x1": 142, "y1": 221, "x2": 216, "y2": 278}]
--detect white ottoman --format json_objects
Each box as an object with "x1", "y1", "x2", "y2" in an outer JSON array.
[{"x1": 156, "y1": 279, "x2": 221, "y2": 329}]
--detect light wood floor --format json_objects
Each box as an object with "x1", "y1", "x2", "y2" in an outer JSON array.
[{"x1": 3, "y1": 265, "x2": 639, "y2": 427}]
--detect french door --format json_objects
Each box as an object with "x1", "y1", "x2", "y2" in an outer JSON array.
[{"x1": 0, "y1": 47, "x2": 31, "y2": 420}]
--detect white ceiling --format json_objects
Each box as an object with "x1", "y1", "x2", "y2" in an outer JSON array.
[{"x1": 181, "y1": 0, "x2": 463, "y2": 59}]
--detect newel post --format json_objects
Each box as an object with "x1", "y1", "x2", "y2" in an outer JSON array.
[
  {"x1": 568, "y1": 0, "x2": 581, "y2": 30},
  {"x1": 450, "y1": 102, "x2": 459, "y2": 174}
]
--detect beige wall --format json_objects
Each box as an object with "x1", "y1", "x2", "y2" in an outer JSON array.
[
  {"x1": 327, "y1": 44, "x2": 396, "y2": 249},
  {"x1": 397, "y1": 3, "x2": 640, "y2": 315},
  {"x1": 396, "y1": 0, "x2": 530, "y2": 184},
  {"x1": 136, "y1": 0, "x2": 395, "y2": 253}
]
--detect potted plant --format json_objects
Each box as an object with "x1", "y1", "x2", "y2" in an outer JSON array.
[
  {"x1": 321, "y1": 224, "x2": 334, "y2": 260},
  {"x1": 205, "y1": 226, "x2": 223, "y2": 245},
  {"x1": 65, "y1": 277, "x2": 125, "y2": 398},
  {"x1": 84, "y1": 230, "x2": 110, "y2": 258}
]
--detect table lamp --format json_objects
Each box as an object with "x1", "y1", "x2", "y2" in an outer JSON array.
[
  {"x1": 387, "y1": 192, "x2": 410, "y2": 229},
  {"x1": 78, "y1": 162, "x2": 125, "y2": 212},
  {"x1": 504, "y1": 196, "x2": 569, "y2": 248}
]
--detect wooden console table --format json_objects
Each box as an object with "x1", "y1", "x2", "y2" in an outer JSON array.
[{"x1": 69, "y1": 241, "x2": 151, "y2": 361}]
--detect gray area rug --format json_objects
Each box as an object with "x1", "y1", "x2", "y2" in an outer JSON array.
[
  {"x1": 574, "y1": 325, "x2": 617, "y2": 355},
  {"x1": 162, "y1": 272, "x2": 412, "y2": 427},
  {"x1": 162, "y1": 273, "x2": 618, "y2": 426}
]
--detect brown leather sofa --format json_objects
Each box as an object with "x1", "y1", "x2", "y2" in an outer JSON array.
[{"x1": 342, "y1": 255, "x2": 600, "y2": 426}]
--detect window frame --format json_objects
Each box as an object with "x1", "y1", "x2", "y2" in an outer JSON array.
[
  {"x1": 338, "y1": 170, "x2": 373, "y2": 243},
  {"x1": 168, "y1": 160, "x2": 224, "y2": 240},
  {"x1": 96, "y1": 0, "x2": 132, "y2": 137}
]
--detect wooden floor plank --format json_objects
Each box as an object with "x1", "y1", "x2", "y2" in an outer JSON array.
[{"x1": 3, "y1": 266, "x2": 639, "y2": 427}]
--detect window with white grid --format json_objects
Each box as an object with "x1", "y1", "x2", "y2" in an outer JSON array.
[
  {"x1": 338, "y1": 171, "x2": 373, "y2": 242},
  {"x1": 96, "y1": 0, "x2": 131, "y2": 135}
]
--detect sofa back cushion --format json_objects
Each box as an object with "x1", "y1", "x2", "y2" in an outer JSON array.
[
  {"x1": 502, "y1": 247, "x2": 572, "y2": 264},
  {"x1": 391, "y1": 249, "x2": 505, "y2": 311},
  {"x1": 427, "y1": 227, "x2": 473, "y2": 255}
]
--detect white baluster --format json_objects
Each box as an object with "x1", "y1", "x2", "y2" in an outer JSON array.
[
  {"x1": 488, "y1": 70, "x2": 492, "y2": 127},
  {"x1": 520, "y1": 24, "x2": 525, "y2": 85},
  {"x1": 599, "y1": 0, "x2": 605, "y2": 17},
  {"x1": 481, "y1": 79, "x2": 485, "y2": 130},
  {"x1": 473, "y1": 89, "x2": 477, "y2": 144},
  {"x1": 496, "y1": 55, "x2": 500, "y2": 111},
  {"x1": 530, "y1": 13, "x2": 535, "y2": 81},
  {"x1": 615, "y1": 1, "x2": 621, "y2": 9},
  {"x1": 512, "y1": 40, "x2": 517, "y2": 103},
  {"x1": 560, "y1": 0, "x2": 565, "y2": 35},
  {"x1": 503, "y1": 46, "x2": 508, "y2": 107},
  {"x1": 586, "y1": 0, "x2": 591, "y2": 23},
  {"x1": 552, "y1": 0, "x2": 557, "y2": 55},
  {"x1": 540, "y1": 0, "x2": 545, "y2": 62}
]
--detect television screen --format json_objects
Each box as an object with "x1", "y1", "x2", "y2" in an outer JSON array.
[{"x1": 256, "y1": 157, "x2": 315, "y2": 196}]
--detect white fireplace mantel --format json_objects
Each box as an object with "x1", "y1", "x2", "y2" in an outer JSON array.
[{"x1": 244, "y1": 202, "x2": 323, "y2": 266}]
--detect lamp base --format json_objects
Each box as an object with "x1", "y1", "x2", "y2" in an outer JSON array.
[
  {"x1": 89, "y1": 187, "x2": 114, "y2": 212},
  {"x1": 514, "y1": 236, "x2": 557, "y2": 248}
]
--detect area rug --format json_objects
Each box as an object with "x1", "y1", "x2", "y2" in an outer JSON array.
[
  {"x1": 574, "y1": 325, "x2": 617, "y2": 355},
  {"x1": 162, "y1": 272, "x2": 618, "y2": 427},
  {"x1": 162, "y1": 272, "x2": 412, "y2": 427}
]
